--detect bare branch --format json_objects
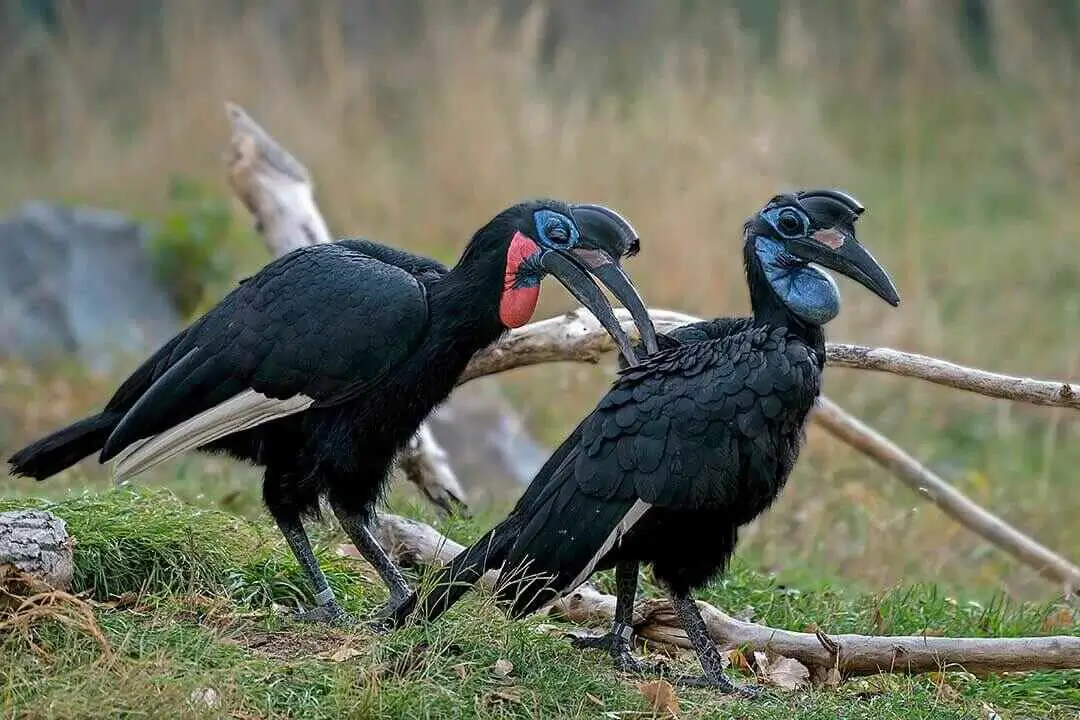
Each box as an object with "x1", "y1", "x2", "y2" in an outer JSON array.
[
  {"x1": 371, "y1": 513, "x2": 1080, "y2": 678},
  {"x1": 225, "y1": 102, "x2": 331, "y2": 253},
  {"x1": 457, "y1": 308, "x2": 1080, "y2": 592},
  {"x1": 464, "y1": 309, "x2": 1080, "y2": 413},
  {"x1": 826, "y1": 344, "x2": 1080, "y2": 409},
  {"x1": 222, "y1": 102, "x2": 468, "y2": 516}
]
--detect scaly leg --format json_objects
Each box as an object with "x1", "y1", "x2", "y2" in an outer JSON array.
[
  {"x1": 274, "y1": 513, "x2": 356, "y2": 626},
  {"x1": 568, "y1": 561, "x2": 658, "y2": 674},
  {"x1": 332, "y1": 505, "x2": 415, "y2": 632},
  {"x1": 667, "y1": 587, "x2": 759, "y2": 697}
]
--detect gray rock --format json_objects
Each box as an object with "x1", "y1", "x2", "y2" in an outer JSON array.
[
  {"x1": 0, "y1": 201, "x2": 545, "y2": 503},
  {"x1": 428, "y1": 379, "x2": 552, "y2": 504},
  {"x1": 0, "y1": 509, "x2": 74, "y2": 592},
  {"x1": 0, "y1": 201, "x2": 181, "y2": 373}
]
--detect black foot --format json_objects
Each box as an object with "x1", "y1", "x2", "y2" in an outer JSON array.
[
  {"x1": 566, "y1": 631, "x2": 663, "y2": 676},
  {"x1": 366, "y1": 593, "x2": 417, "y2": 634},
  {"x1": 294, "y1": 601, "x2": 357, "y2": 626},
  {"x1": 672, "y1": 674, "x2": 761, "y2": 698}
]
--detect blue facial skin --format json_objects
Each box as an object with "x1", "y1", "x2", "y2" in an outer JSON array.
[
  {"x1": 513, "y1": 209, "x2": 582, "y2": 290},
  {"x1": 754, "y1": 235, "x2": 841, "y2": 326},
  {"x1": 532, "y1": 209, "x2": 580, "y2": 249}
]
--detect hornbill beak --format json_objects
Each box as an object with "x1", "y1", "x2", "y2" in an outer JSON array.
[
  {"x1": 568, "y1": 203, "x2": 660, "y2": 356},
  {"x1": 787, "y1": 228, "x2": 901, "y2": 307},
  {"x1": 539, "y1": 250, "x2": 640, "y2": 366}
]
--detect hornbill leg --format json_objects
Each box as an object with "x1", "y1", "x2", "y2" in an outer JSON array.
[
  {"x1": 667, "y1": 588, "x2": 759, "y2": 697},
  {"x1": 568, "y1": 561, "x2": 659, "y2": 675},
  {"x1": 332, "y1": 506, "x2": 415, "y2": 632},
  {"x1": 274, "y1": 513, "x2": 356, "y2": 626}
]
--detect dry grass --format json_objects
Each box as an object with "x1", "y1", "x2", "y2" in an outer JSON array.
[{"x1": 3, "y1": 2, "x2": 1080, "y2": 602}]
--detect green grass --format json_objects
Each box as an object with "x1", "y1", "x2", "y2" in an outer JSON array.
[{"x1": 1, "y1": 490, "x2": 1076, "y2": 719}]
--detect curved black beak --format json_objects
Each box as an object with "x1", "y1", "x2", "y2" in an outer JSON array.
[
  {"x1": 788, "y1": 228, "x2": 901, "y2": 307},
  {"x1": 569, "y1": 203, "x2": 660, "y2": 355},
  {"x1": 539, "y1": 250, "x2": 639, "y2": 365}
]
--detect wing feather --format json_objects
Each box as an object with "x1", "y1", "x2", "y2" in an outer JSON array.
[{"x1": 98, "y1": 242, "x2": 430, "y2": 476}]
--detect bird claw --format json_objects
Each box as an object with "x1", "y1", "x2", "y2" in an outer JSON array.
[
  {"x1": 565, "y1": 631, "x2": 662, "y2": 676},
  {"x1": 672, "y1": 673, "x2": 761, "y2": 698},
  {"x1": 293, "y1": 602, "x2": 357, "y2": 627},
  {"x1": 567, "y1": 631, "x2": 615, "y2": 651},
  {"x1": 613, "y1": 650, "x2": 665, "y2": 676}
]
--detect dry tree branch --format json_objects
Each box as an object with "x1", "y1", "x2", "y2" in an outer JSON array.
[
  {"x1": 371, "y1": 513, "x2": 1080, "y2": 678},
  {"x1": 223, "y1": 102, "x2": 469, "y2": 517},
  {"x1": 464, "y1": 308, "x2": 1080, "y2": 411}
]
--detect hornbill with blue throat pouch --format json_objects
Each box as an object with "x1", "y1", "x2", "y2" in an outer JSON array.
[
  {"x1": 7, "y1": 199, "x2": 659, "y2": 627},
  {"x1": 406, "y1": 189, "x2": 900, "y2": 694}
]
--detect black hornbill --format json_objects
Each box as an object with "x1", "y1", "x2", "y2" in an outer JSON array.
[
  {"x1": 7, "y1": 199, "x2": 659, "y2": 627},
  {"x1": 406, "y1": 189, "x2": 900, "y2": 693}
]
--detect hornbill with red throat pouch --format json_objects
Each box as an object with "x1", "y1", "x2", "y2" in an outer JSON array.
[
  {"x1": 7, "y1": 199, "x2": 658, "y2": 627},
  {"x1": 406, "y1": 189, "x2": 901, "y2": 694}
]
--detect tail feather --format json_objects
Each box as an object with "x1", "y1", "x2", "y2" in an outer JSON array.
[
  {"x1": 496, "y1": 481, "x2": 635, "y2": 618},
  {"x1": 7, "y1": 412, "x2": 120, "y2": 481}
]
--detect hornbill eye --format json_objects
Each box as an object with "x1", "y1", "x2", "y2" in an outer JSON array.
[
  {"x1": 776, "y1": 209, "x2": 806, "y2": 238},
  {"x1": 545, "y1": 222, "x2": 570, "y2": 245}
]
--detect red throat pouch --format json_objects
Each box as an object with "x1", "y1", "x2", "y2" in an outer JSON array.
[{"x1": 499, "y1": 231, "x2": 541, "y2": 328}]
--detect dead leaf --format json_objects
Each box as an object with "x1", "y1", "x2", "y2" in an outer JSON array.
[
  {"x1": 532, "y1": 623, "x2": 564, "y2": 636},
  {"x1": 484, "y1": 688, "x2": 524, "y2": 705},
  {"x1": 322, "y1": 645, "x2": 361, "y2": 663},
  {"x1": 727, "y1": 648, "x2": 752, "y2": 672},
  {"x1": 189, "y1": 687, "x2": 219, "y2": 709},
  {"x1": 980, "y1": 702, "x2": 1003, "y2": 720},
  {"x1": 638, "y1": 679, "x2": 680, "y2": 718},
  {"x1": 492, "y1": 658, "x2": 514, "y2": 678},
  {"x1": 585, "y1": 692, "x2": 604, "y2": 707},
  {"x1": 1042, "y1": 606, "x2": 1076, "y2": 632},
  {"x1": 453, "y1": 663, "x2": 470, "y2": 680},
  {"x1": 762, "y1": 656, "x2": 810, "y2": 691}
]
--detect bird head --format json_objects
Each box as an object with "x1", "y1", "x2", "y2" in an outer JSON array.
[
  {"x1": 489, "y1": 198, "x2": 657, "y2": 364},
  {"x1": 745, "y1": 189, "x2": 900, "y2": 323}
]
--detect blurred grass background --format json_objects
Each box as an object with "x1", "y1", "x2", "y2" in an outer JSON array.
[{"x1": 2, "y1": 0, "x2": 1080, "y2": 603}]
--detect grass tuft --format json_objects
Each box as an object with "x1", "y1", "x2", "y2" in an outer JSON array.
[{"x1": 0, "y1": 487, "x2": 258, "y2": 598}]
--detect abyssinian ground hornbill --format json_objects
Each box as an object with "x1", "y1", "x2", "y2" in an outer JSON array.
[
  {"x1": 7, "y1": 199, "x2": 659, "y2": 627},
  {"x1": 407, "y1": 189, "x2": 900, "y2": 693}
]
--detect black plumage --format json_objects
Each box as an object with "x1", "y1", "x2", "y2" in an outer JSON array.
[
  {"x1": 7, "y1": 199, "x2": 657, "y2": 627},
  {"x1": 409, "y1": 189, "x2": 900, "y2": 693}
]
